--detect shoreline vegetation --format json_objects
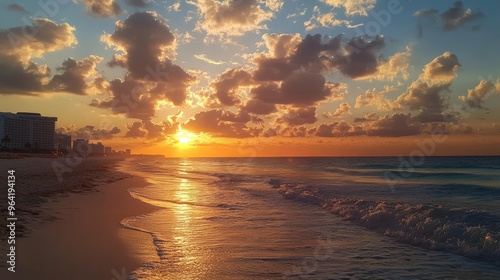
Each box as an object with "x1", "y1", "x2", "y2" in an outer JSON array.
[{"x1": 0, "y1": 157, "x2": 160, "y2": 279}]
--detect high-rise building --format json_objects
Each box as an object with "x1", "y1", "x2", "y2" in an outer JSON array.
[
  {"x1": 0, "y1": 112, "x2": 57, "y2": 150},
  {"x1": 73, "y1": 138, "x2": 90, "y2": 155},
  {"x1": 55, "y1": 133, "x2": 72, "y2": 151},
  {"x1": 90, "y1": 142, "x2": 104, "y2": 154}
]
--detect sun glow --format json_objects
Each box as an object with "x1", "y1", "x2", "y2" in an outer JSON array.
[{"x1": 175, "y1": 129, "x2": 196, "y2": 146}]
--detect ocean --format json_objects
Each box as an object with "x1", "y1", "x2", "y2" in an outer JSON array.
[{"x1": 117, "y1": 156, "x2": 500, "y2": 280}]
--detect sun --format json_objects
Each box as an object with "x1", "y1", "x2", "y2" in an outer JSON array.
[{"x1": 175, "y1": 129, "x2": 196, "y2": 146}]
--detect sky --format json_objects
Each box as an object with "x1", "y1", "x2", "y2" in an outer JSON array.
[{"x1": 1, "y1": 0, "x2": 499, "y2": 157}]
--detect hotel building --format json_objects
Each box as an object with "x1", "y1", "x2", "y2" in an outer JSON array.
[{"x1": 0, "y1": 112, "x2": 57, "y2": 150}]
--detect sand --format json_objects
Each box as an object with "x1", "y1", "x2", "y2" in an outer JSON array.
[{"x1": 0, "y1": 157, "x2": 160, "y2": 279}]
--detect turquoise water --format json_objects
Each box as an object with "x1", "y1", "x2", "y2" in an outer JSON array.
[{"x1": 118, "y1": 156, "x2": 500, "y2": 279}]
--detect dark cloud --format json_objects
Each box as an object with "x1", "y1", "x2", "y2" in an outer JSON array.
[
  {"x1": 441, "y1": 1, "x2": 484, "y2": 31},
  {"x1": 123, "y1": 0, "x2": 154, "y2": 7},
  {"x1": 183, "y1": 109, "x2": 261, "y2": 138},
  {"x1": 93, "y1": 12, "x2": 195, "y2": 119},
  {"x1": 0, "y1": 54, "x2": 50, "y2": 94},
  {"x1": 312, "y1": 121, "x2": 365, "y2": 137},
  {"x1": 242, "y1": 99, "x2": 277, "y2": 115},
  {"x1": 48, "y1": 56, "x2": 104, "y2": 95},
  {"x1": 80, "y1": 0, "x2": 124, "y2": 18},
  {"x1": 102, "y1": 11, "x2": 175, "y2": 79},
  {"x1": 0, "y1": 18, "x2": 77, "y2": 95},
  {"x1": 125, "y1": 121, "x2": 147, "y2": 138},
  {"x1": 354, "y1": 113, "x2": 379, "y2": 123},
  {"x1": 213, "y1": 69, "x2": 251, "y2": 106},
  {"x1": 102, "y1": 12, "x2": 194, "y2": 104},
  {"x1": 333, "y1": 35, "x2": 385, "y2": 79},
  {"x1": 90, "y1": 75, "x2": 156, "y2": 120},
  {"x1": 276, "y1": 125, "x2": 309, "y2": 137},
  {"x1": 7, "y1": 3, "x2": 26, "y2": 13},
  {"x1": 277, "y1": 107, "x2": 317, "y2": 126},
  {"x1": 251, "y1": 72, "x2": 344, "y2": 106},
  {"x1": 124, "y1": 119, "x2": 177, "y2": 140},
  {"x1": 0, "y1": 18, "x2": 77, "y2": 62},
  {"x1": 57, "y1": 125, "x2": 121, "y2": 140},
  {"x1": 252, "y1": 57, "x2": 294, "y2": 82},
  {"x1": 253, "y1": 34, "x2": 386, "y2": 82},
  {"x1": 414, "y1": 1, "x2": 484, "y2": 34},
  {"x1": 367, "y1": 113, "x2": 420, "y2": 137}
]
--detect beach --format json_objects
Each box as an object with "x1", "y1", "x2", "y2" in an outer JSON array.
[{"x1": 0, "y1": 157, "x2": 158, "y2": 279}]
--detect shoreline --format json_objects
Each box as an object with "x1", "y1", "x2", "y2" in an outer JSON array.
[{"x1": 0, "y1": 158, "x2": 161, "y2": 279}]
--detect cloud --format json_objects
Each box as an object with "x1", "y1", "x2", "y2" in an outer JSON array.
[
  {"x1": 261, "y1": 33, "x2": 303, "y2": 59},
  {"x1": 419, "y1": 51, "x2": 460, "y2": 85},
  {"x1": 460, "y1": 80, "x2": 500, "y2": 109},
  {"x1": 124, "y1": 0, "x2": 155, "y2": 7},
  {"x1": 321, "y1": 0, "x2": 377, "y2": 16},
  {"x1": 80, "y1": 0, "x2": 124, "y2": 17},
  {"x1": 251, "y1": 72, "x2": 345, "y2": 106},
  {"x1": 183, "y1": 109, "x2": 261, "y2": 138},
  {"x1": 48, "y1": 55, "x2": 105, "y2": 95},
  {"x1": 102, "y1": 11, "x2": 176, "y2": 79},
  {"x1": 212, "y1": 68, "x2": 251, "y2": 106},
  {"x1": 333, "y1": 35, "x2": 385, "y2": 79},
  {"x1": 7, "y1": 3, "x2": 26, "y2": 13},
  {"x1": 441, "y1": 1, "x2": 484, "y2": 31},
  {"x1": 97, "y1": 12, "x2": 195, "y2": 111},
  {"x1": 168, "y1": 2, "x2": 181, "y2": 11},
  {"x1": 253, "y1": 33, "x2": 389, "y2": 81},
  {"x1": 90, "y1": 75, "x2": 157, "y2": 120},
  {"x1": 305, "y1": 6, "x2": 362, "y2": 31},
  {"x1": 56, "y1": 125, "x2": 121, "y2": 140},
  {"x1": 265, "y1": 0, "x2": 283, "y2": 12},
  {"x1": 194, "y1": 54, "x2": 224, "y2": 65},
  {"x1": 354, "y1": 112, "x2": 379, "y2": 123},
  {"x1": 362, "y1": 46, "x2": 412, "y2": 81},
  {"x1": 0, "y1": 55, "x2": 51, "y2": 94},
  {"x1": 189, "y1": 0, "x2": 273, "y2": 37},
  {"x1": 414, "y1": 1, "x2": 484, "y2": 33},
  {"x1": 312, "y1": 121, "x2": 365, "y2": 137},
  {"x1": 355, "y1": 86, "x2": 395, "y2": 110},
  {"x1": 325, "y1": 102, "x2": 351, "y2": 118},
  {"x1": 277, "y1": 107, "x2": 317, "y2": 126},
  {"x1": 1, "y1": 18, "x2": 77, "y2": 63},
  {"x1": 125, "y1": 119, "x2": 177, "y2": 140},
  {"x1": 414, "y1": 9, "x2": 439, "y2": 18},
  {"x1": 0, "y1": 18, "x2": 77, "y2": 94},
  {"x1": 242, "y1": 99, "x2": 277, "y2": 115},
  {"x1": 394, "y1": 52, "x2": 461, "y2": 123},
  {"x1": 367, "y1": 113, "x2": 420, "y2": 137}
]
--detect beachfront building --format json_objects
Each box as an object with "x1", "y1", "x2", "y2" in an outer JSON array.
[
  {"x1": 0, "y1": 112, "x2": 57, "y2": 150},
  {"x1": 73, "y1": 138, "x2": 90, "y2": 155},
  {"x1": 55, "y1": 133, "x2": 72, "y2": 151},
  {"x1": 90, "y1": 142, "x2": 105, "y2": 154}
]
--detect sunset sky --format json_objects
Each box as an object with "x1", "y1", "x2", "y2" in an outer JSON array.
[{"x1": 1, "y1": 0, "x2": 499, "y2": 157}]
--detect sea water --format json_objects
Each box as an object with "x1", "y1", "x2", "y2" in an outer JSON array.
[{"x1": 117, "y1": 156, "x2": 500, "y2": 279}]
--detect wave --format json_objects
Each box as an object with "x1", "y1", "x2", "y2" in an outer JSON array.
[
  {"x1": 273, "y1": 182, "x2": 500, "y2": 266},
  {"x1": 321, "y1": 166, "x2": 499, "y2": 182},
  {"x1": 129, "y1": 189, "x2": 241, "y2": 210}
]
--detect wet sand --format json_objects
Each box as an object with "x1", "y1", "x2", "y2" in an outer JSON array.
[{"x1": 0, "y1": 158, "x2": 159, "y2": 279}]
